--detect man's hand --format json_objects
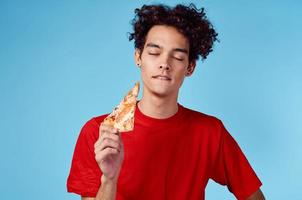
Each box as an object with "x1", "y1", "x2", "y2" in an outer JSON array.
[
  {"x1": 94, "y1": 124, "x2": 125, "y2": 182},
  {"x1": 247, "y1": 189, "x2": 265, "y2": 200}
]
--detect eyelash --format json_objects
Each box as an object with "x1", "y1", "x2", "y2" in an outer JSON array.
[
  {"x1": 148, "y1": 53, "x2": 184, "y2": 61},
  {"x1": 174, "y1": 57, "x2": 184, "y2": 61},
  {"x1": 149, "y1": 53, "x2": 159, "y2": 56}
]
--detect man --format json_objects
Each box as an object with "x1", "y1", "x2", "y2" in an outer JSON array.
[{"x1": 67, "y1": 3, "x2": 265, "y2": 200}]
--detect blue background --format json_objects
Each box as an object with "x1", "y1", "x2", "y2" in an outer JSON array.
[{"x1": 1, "y1": 0, "x2": 301, "y2": 199}]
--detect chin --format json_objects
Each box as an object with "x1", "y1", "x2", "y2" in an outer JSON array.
[
  {"x1": 152, "y1": 91, "x2": 170, "y2": 98},
  {"x1": 143, "y1": 80, "x2": 175, "y2": 97},
  {"x1": 151, "y1": 87, "x2": 174, "y2": 97}
]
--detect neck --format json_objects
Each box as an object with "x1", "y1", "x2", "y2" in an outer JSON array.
[{"x1": 138, "y1": 93, "x2": 179, "y2": 119}]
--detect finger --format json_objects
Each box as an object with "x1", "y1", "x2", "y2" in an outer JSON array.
[
  {"x1": 99, "y1": 122, "x2": 115, "y2": 137},
  {"x1": 101, "y1": 124, "x2": 119, "y2": 134},
  {"x1": 95, "y1": 138, "x2": 121, "y2": 153},
  {"x1": 95, "y1": 145, "x2": 121, "y2": 158},
  {"x1": 101, "y1": 123, "x2": 116, "y2": 132},
  {"x1": 95, "y1": 132, "x2": 121, "y2": 150},
  {"x1": 94, "y1": 139, "x2": 101, "y2": 148},
  {"x1": 95, "y1": 147, "x2": 120, "y2": 162},
  {"x1": 95, "y1": 130, "x2": 120, "y2": 149},
  {"x1": 99, "y1": 122, "x2": 109, "y2": 139},
  {"x1": 102, "y1": 131, "x2": 120, "y2": 142}
]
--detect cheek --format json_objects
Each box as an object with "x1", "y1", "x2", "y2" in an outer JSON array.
[
  {"x1": 174, "y1": 71, "x2": 187, "y2": 85},
  {"x1": 140, "y1": 67, "x2": 151, "y2": 82},
  {"x1": 175, "y1": 67, "x2": 187, "y2": 77}
]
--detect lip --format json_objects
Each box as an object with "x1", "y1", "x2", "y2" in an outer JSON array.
[{"x1": 152, "y1": 75, "x2": 172, "y2": 81}]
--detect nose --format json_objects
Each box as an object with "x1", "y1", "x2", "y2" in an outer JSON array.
[{"x1": 159, "y1": 63, "x2": 170, "y2": 71}]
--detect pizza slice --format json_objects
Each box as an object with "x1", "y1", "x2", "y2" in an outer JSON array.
[{"x1": 102, "y1": 81, "x2": 140, "y2": 132}]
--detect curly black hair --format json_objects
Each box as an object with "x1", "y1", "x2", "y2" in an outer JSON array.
[{"x1": 128, "y1": 3, "x2": 219, "y2": 62}]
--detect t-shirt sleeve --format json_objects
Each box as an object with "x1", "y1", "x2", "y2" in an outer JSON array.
[
  {"x1": 67, "y1": 118, "x2": 102, "y2": 197},
  {"x1": 210, "y1": 120, "x2": 262, "y2": 200}
]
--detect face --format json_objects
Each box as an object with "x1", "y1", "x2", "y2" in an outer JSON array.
[{"x1": 135, "y1": 25, "x2": 196, "y2": 99}]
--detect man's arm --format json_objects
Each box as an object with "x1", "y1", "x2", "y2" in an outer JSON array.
[
  {"x1": 81, "y1": 125, "x2": 124, "y2": 200},
  {"x1": 81, "y1": 176, "x2": 118, "y2": 200},
  {"x1": 247, "y1": 189, "x2": 265, "y2": 200}
]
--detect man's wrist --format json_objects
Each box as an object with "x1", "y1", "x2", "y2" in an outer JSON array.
[
  {"x1": 95, "y1": 175, "x2": 118, "y2": 200},
  {"x1": 101, "y1": 175, "x2": 118, "y2": 185}
]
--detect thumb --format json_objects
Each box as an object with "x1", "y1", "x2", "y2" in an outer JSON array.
[{"x1": 99, "y1": 122, "x2": 104, "y2": 139}]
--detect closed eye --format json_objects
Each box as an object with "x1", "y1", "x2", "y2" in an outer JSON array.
[
  {"x1": 174, "y1": 57, "x2": 184, "y2": 61},
  {"x1": 149, "y1": 53, "x2": 160, "y2": 56}
]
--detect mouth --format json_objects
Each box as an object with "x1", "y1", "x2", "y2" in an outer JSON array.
[{"x1": 152, "y1": 75, "x2": 172, "y2": 81}]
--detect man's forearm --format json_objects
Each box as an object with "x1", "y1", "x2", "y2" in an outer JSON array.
[
  {"x1": 95, "y1": 176, "x2": 118, "y2": 200},
  {"x1": 247, "y1": 189, "x2": 265, "y2": 200}
]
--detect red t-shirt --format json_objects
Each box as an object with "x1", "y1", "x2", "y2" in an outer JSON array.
[{"x1": 67, "y1": 104, "x2": 262, "y2": 200}]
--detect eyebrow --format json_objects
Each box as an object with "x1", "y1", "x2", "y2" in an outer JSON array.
[{"x1": 146, "y1": 42, "x2": 188, "y2": 55}]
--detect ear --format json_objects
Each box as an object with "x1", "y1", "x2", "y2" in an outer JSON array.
[
  {"x1": 134, "y1": 49, "x2": 141, "y2": 67},
  {"x1": 185, "y1": 60, "x2": 196, "y2": 77}
]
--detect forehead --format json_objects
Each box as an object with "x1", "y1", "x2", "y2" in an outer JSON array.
[{"x1": 144, "y1": 25, "x2": 189, "y2": 50}]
